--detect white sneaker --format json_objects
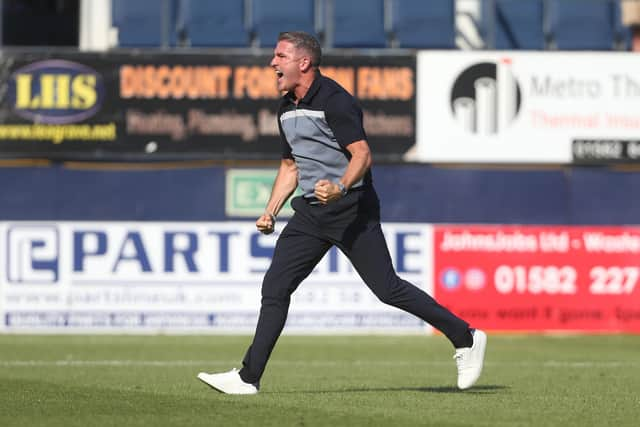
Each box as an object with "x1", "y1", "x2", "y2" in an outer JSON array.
[
  {"x1": 453, "y1": 329, "x2": 487, "y2": 390},
  {"x1": 197, "y1": 368, "x2": 259, "y2": 395}
]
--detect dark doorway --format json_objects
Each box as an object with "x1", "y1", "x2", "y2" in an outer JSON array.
[{"x1": 3, "y1": 0, "x2": 79, "y2": 46}]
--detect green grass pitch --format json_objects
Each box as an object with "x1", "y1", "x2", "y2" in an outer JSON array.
[{"x1": 1, "y1": 334, "x2": 639, "y2": 427}]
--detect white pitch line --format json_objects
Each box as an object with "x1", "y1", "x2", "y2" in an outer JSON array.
[
  {"x1": 0, "y1": 360, "x2": 234, "y2": 367},
  {"x1": 0, "y1": 360, "x2": 636, "y2": 368}
]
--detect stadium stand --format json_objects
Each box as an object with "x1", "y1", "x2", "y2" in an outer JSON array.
[
  {"x1": 2, "y1": 0, "x2": 634, "y2": 51},
  {"x1": 105, "y1": 0, "x2": 633, "y2": 51},
  {"x1": 332, "y1": 0, "x2": 387, "y2": 48},
  {"x1": 547, "y1": 0, "x2": 617, "y2": 50},
  {"x1": 481, "y1": 0, "x2": 546, "y2": 49},
  {"x1": 113, "y1": 0, "x2": 180, "y2": 47},
  {"x1": 182, "y1": 0, "x2": 248, "y2": 47},
  {"x1": 251, "y1": 0, "x2": 317, "y2": 47},
  {"x1": 390, "y1": 0, "x2": 456, "y2": 48}
]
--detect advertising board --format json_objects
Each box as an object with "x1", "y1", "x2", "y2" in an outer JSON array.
[
  {"x1": 0, "y1": 52, "x2": 415, "y2": 161},
  {"x1": 0, "y1": 221, "x2": 432, "y2": 333},
  {"x1": 4, "y1": 221, "x2": 638, "y2": 333},
  {"x1": 417, "y1": 51, "x2": 640, "y2": 163},
  {"x1": 434, "y1": 225, "x2": 640, "y2": 332}
]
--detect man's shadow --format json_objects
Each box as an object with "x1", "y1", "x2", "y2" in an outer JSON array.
[{"x1": 274, "y1": 385, "x2": 508, "y2": 394}]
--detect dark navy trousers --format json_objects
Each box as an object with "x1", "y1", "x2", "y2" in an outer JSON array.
[{"x1": 239, "y1": 187, "x2": 470, "y2": 384}]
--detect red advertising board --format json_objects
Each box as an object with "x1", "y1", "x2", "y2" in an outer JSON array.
[{"x1": 434, "y1": 226, "x2": 640, "y2": 332}]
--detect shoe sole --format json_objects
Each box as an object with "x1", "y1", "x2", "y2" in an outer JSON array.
[
  {"x1": 197, "y1": 372, "x2": 258, "y2": 395},
  {"x1": 197, "y1": 372, "x2": 226, "y2": 393}
]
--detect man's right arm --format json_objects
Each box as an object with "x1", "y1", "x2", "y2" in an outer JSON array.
[{"x1": 256, "y1": 158, "x2": 298, "y2": 234}]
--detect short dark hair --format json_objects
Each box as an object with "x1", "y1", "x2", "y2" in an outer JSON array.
[{"x1": 278, "y1": 31, "x2": 322, "y2": 68}]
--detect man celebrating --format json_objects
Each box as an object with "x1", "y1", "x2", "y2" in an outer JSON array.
[{"x1": 198, "y1": 31, "x2": 486, "y2": 394}]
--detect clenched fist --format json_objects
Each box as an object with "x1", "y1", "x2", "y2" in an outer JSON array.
[
  {"x1": 256, "y1": 212, "x2": 276, "y2": 234},
  {"x1": 314, "y1": 179, "x2": 343, "y2": 204}
]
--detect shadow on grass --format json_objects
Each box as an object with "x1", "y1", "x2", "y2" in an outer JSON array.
[{"x1": 272, "y1": 384, "x2": 508, "y2": 395}]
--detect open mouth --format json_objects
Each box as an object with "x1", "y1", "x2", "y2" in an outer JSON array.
[{"x1": 275, "y1": 70, "x2": 284, "y2": 80}]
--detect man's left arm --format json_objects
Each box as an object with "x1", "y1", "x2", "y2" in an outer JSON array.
[{"x1": 314, "y1": 139, "x2": 371, "y2": 204}]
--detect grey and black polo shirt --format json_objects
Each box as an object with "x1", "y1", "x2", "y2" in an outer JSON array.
[{"x1": 278, "y1": 72, "x2": 372, "y2": 198}]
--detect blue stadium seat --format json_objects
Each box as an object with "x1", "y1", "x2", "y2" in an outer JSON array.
[
  {"x1": 113, "y1": 0, "x2": 179, "y2": 47},
  {"x1": 252, "y1": 0, "x2": 316, "y2": 47},
  {"x1": 332, "y1": 0, "x2": 387, "y2": 48},
  {"x1": 182, "y1": 0, "x2": 248, "y2": 47},
  {"x1": 547, "y1": 0, "x2": 616, "y2": 50},
  {"x1": 481, "y1": 0, "x2": 545, "y2": 49},
  {"x1": 391, "y1": 0, "x2": 456, "y2": 48}
]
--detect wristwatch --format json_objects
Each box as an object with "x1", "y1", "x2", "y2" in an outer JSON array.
[{"x1": 337, "y1": 182, "x2": 347, "y2": 197}]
